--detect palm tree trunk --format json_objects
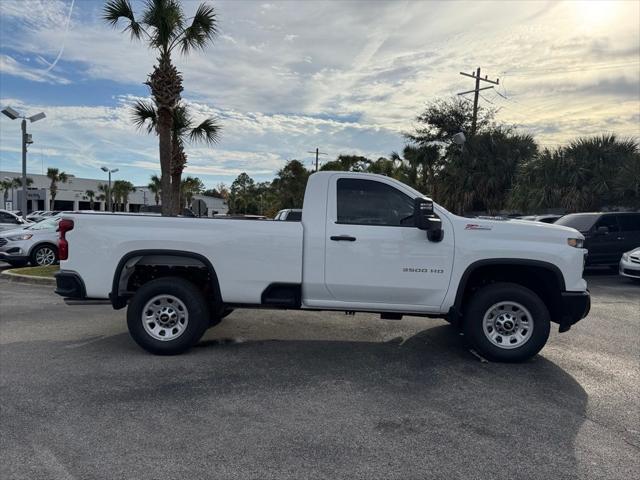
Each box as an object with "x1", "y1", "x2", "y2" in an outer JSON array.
[
  {"x1": 157, "y1": 108, "x2": 173, "y2": 216},
  {"x1": 171, "y1": 170, "x2": 182, "y2": 215}
]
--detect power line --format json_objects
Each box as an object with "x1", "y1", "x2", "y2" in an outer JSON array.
[{"x1": 457, "y1": 67, "x2": 499, "y2": 135}]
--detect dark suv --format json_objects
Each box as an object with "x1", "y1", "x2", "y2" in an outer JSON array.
[{"x1": 555, "y1": 212, "x2": 640, "y2": 266}]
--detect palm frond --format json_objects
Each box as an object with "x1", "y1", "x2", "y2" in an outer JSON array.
[
  {"x1": 179, "y1": 3, "x2": 218, "y2": 54},
  {"x1": 131, "y1": 100, "x2": 158, "y2": 133},
  {"x1": 189, "y1": 118, "x2": 221, "y2": 145},
  {"x1": 143, "y1": 0, "x2": 185, "y2": 50},
  {"x1": 103, "y1": 0, "x2": 143, "y2": 39},
  {"x1": 172, "y1": 104, "x2": 191, "y2": 134}
]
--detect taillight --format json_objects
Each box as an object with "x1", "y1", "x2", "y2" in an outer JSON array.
[{"x1": 57, "y1": 219, "x2": 74, "y2": 261}]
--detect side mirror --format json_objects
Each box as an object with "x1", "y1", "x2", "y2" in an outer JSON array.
[
  {"x1": 414, "y1": 197, "x2": 434, "y2": 230},
  {"x1": 596, "y1": 226, "x2": 609, "y2": 235},
  {"x1": 414, "y1": 198, "x2": 443, "y2": 242}
]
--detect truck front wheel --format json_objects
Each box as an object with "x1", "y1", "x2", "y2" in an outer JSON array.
[
  {"x1": 463, "y1": 282, "x2": 550, "y2": 362},
  {"x1": 127, "y1": 277, "x2": 210, "y2": 355}
]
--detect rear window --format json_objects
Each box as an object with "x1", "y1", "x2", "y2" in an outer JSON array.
[{"x1": 555, "y1": 214, "x2": 598, "y2": 231}]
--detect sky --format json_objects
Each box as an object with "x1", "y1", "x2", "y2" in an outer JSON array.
[{"x1": 0, "y1": 0, "x2": 639, "y2": 188}]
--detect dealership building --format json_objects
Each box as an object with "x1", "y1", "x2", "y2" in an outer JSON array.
[{"x1": 0, "y1": 170, "x2": 228, "y2": 216}]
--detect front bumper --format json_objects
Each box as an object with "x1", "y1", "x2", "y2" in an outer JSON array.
[
  {"x1": 0, "y1": 250, "x2": 29, "y2": 263},
  {"x1": 558, "y1": 290, "x2": 590, "y2": 332},
  {"x1": 619, "y1": 258, "x2": 640, "y2": 278}
]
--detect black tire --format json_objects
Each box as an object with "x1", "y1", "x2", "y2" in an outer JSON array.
[
  {"x1": 127, "y1": 277, "x2": 210, "y2": 355},
  {"x1": 463, "y1": 282, "x2": 550, "y2": 362},
  {"x1": 30, "y1": 244, "x2": 58, "y2": 266}
]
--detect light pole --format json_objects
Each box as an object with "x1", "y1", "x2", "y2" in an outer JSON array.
[
  {"x1": 1, "y1": 106, "x2": 46, "y2": 218},
  {"x1": 100, "y1": 167, "x2": 118, "y2": 212}
]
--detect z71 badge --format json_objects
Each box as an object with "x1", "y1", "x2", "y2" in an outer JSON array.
[{"x1": 465, "y1": 224, "x2": 492, "y2": 231}]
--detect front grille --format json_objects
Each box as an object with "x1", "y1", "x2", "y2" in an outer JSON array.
[
  {"x1": 0, "y1": 238, "x2": 7, "y2": 247},
  {"x1": 623, "y1": 268, "x2": 640, "y2": 277},
  {"x1": 630, "y1": 256, "x2": 640, "y2": 264}
]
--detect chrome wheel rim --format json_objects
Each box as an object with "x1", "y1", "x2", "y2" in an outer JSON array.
[
  {"x1": 35, "y1": 247, "x2": 56, "y2": 266},
  {"x1": 482, "y1": 301, "x2": 534, "y2": 349},
  {"x1": 142, "y1": 295, "x2": 189, "y2": 341}
]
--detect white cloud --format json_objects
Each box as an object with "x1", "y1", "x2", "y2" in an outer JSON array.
[{"x1": 0, "y1": 54, "x2": 71, "y2": 84}]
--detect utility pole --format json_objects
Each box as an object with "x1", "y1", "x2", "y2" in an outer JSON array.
[
  {"x1": 458, "y1": 67, "x2": 499, "y2": 135},
  {"x1": 307, "y1": 147, "x2": 327, "y2": 172}
]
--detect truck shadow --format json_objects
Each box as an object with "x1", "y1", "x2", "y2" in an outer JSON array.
[
  {"x1": 37, "y1": 324, "x2": 589, "y2": 479},
  {"x1": 166, "y1": 325, "x2": 589, "y2": 477}
]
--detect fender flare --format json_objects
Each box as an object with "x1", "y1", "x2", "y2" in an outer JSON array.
[
  {"x1": 451, "y1": 258, "x2": 566, "y2": 319},
  {"x1": 110, "y1": 249, "x2": 223, "y2": 310}
]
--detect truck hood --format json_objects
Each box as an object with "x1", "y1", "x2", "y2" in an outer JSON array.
[{"x1": 453, "y1": 216, "x2": 584, "y2": 240}]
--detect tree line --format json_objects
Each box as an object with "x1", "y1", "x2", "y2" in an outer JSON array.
[{"x1": 222, "y1": 97, "x2": 639, "y2": 216}]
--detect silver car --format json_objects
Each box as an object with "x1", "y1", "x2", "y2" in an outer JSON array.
[
  {"x1": 0, "y1": 216, "x2": 60, "y2": 266},
  {"x1": 619, "y1": 247, "x2": 640, "y2": 281},
  {"x1": 0, "y1": 209, "x2": 31, "y2": 232}
]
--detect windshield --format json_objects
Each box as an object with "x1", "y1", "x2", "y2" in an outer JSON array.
[
  {"x1": 27, "y1": 216, "x2": 60, "y2": 231},
  {"x1": 555, "y1": 214, "x2": 598, "y2": 232}
]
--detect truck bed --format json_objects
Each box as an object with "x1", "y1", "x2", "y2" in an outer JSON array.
[{"x1": 62, "y1": 213, "x2": 303, "y2": 302}]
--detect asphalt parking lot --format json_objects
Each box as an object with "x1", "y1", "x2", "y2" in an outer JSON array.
[{"x1": 1, "y1": 267, "x2": 638, "y2": 480}]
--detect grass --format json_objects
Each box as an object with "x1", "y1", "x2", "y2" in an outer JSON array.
[{"x1": 9, "y1": 265, "x2": 60, "y2": 278}]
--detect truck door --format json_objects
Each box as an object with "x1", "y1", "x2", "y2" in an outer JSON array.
[{"x1": 323, "y1": 177, "x2": 454, "y2": 310}]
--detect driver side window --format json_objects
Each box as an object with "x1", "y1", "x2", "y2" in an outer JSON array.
[
  {"x1": 595, "y1": 216, "x2": 620, "y2": 233},
  {"x1": 336, "y1": 178, "x2": 414, "y2": 227}
]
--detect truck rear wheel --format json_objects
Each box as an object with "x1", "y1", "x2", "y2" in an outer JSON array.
[
  {"x1": 127, "y1": 277, "x2": 210, "y2": 355},
  {"x1": 463, "y1": 282, "x2": 550, "y2": 362}
]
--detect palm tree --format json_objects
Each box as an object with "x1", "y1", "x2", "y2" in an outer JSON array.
[
  {"x1": 510, "y1": 134, "x2": 638, "y2": 212},
  {"x1": 390, "y1": 145, "x2": 442, "y2": 196},
  {"x1": 46, "y1": 168, "x2": 69, "y2": 210},
  {"x1": 97, "y1": 183, "x2": 112, "y2": 211},
  {"x1": 438, "y1": 128, "x2": 537, "y2": 215},
  {"x1": 111, "y1": 180, "x2": 136, "y2": 212},
  {"x1": 104, "y1": 0, "x2": 219, "y2": 216},
  {"x1": 1, "y1": 179, "x2": 12, "y2": 209},
  {"x1": 148, "y1": 174, "x2": 162, "y2": 205},
  {"x1": 180, "y1": 176, "x2": 204, "y2": 209},
  {"x1": 85, "y1": 190, "x2": 96, "y2": 210},
  {"x1": 133, "y1": 101, "x2": 220, "y2": 214},
  {"x1": 12, "y1": 177, "x2": 34, "y2": 187}
]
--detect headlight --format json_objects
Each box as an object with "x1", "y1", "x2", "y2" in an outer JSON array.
[
  {"x1": 7, "y1": 234, "x2": 33, "y2": 241},
  {"x1": 567, "y1": 238, "x2": 584, "y2": 248},
  {"x1": 622, "y1": 253, "x2": 630, "y2": 261}
]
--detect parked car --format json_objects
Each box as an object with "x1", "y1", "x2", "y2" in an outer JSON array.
[
  {"x1": 26, "y1": 211, "x2": 49, "y2": 222},
  {"x1": 0, "y1": 215, "x2": 61, "y2": 266},
  {"x1": 619, "y1": 247, "x2": 640, "y2": 280},
  {"x1": 555, "y1": 212, "x2": 640, "y2": 267},
  {"x1": 274, "y1": 209, "x2": 302, "y2": 221},
  {"x1": 0, "y1": 209, "x2": 31, "y2": 232},
  {"x1": 518, "y1": 214, "x2": 562, "y2": 224},
  {"x1": 56, "y1": 171, "x2": 590, "y2": 362}
]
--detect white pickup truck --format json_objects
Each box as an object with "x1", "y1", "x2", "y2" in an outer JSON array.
[{"x1": 55, "y1": 172, "x2": 590, "y2": 362}]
